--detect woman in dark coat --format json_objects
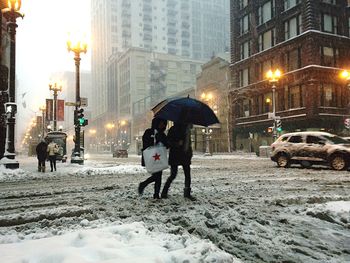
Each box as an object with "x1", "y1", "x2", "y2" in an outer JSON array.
[
  {"x1": 161, "y1": 122, "x2": 195, "y2": 200},
  {"x1": 139, "y1": 117, "x2": 168, "y2": 199},
  {"x1": 36, "y1": 140, "x2": 48, "y2": 172}
]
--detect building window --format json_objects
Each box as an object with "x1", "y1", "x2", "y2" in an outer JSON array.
[
  {"x1": 320, "y1": 84, "x2": 339, "y2": 107},
  {"x1": 258, "y1": 0, "x2": 274, "y2": 25},
  {"x1": 240, "y1": 14, "x2": 250, "y2": 35},
  {"x1": 283, "y1": 0, "x2": 300, "y2": 10},
  {"x1": 322, "y1": 0, "x2": 336, "y2": 4},
  {"x1": 322, "y1": 14, "x2": 338, "y2": 34},
  {"x1": 240, "y1": 41, "x2": 250, "y2": 60},
  {"x1": 288, "y1": 85, "x2": 303, "y2": 109},
  {"x1": 258, "y1": 28, "x2": 275, "y2": 51},
  {"x1": 264, "y1": 92, "x2": 273, "y2": 113},
  {"x1": 321, "y1": 46, "x2": 339, "y2": 67},
  {"x1": 239, "y1": 0, "x2": 249, "y2": 9},
  {"x1": 255, "y1": 59, "x2": 274, "y2": 81},
  {"x1": 243, "y1": 99, "x2": 251, "y2": 117},
  {"x1": 239, "y1": 68, "x2": 250, "y2": 87},
  {"x1": 284, "y1": 15, "x2": 302, "y2": 40},
  {"x1": 285, "y1": 48, "x2": 301, "y2": 71}
]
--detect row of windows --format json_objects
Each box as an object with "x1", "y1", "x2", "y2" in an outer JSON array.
[
  {"x1": 238, "y1": 45, "x2": 340, "y2": 87},
  {"x1": 239, "y1": 0, "x2": 299, "y2": 13},
  {"x1": 239, "y1": 12, "x2": 346, "y2": 60},
  {"x1": 239, "y1": 6, "x2": 345, "y2": 42},
  {"x1": 236, "y1": 84, "x2": 344, "y2": 118},
  {"x1": 237, "y1": 85, "x2": 305, "y2": 118}
]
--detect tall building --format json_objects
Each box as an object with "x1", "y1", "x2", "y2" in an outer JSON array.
[
  {"x1": 112, "y1": 47, "x2": 203, "y2": 151},
  {"x1": 90, "y1": 0, "x2": 230, "y2": 122},
  {"x1": 230, "y1": 0, "x2": 350, "y2": 151}
]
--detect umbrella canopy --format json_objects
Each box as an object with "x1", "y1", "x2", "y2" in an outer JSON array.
[{"x1": 152, "y1": 97, "x2": 220, "y2": 127}]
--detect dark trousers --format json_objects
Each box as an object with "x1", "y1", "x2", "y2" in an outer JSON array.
[
  {"x1": 49, "y1": 155, "x2": 56, "y2": 171},
  {"x1": 141, "y1": 171, "x2": 162, "y2": 196},
  {"x1": 163, "y1": 164, "x2": 191, "y2": 193},
  {"x1": 38, "y1": 159, "x2": 45, "y2": 168}
]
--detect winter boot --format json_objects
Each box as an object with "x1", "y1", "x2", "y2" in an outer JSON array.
[
  {"x1": 41, "y1": 166, "x2": 45, "y2": 173},
  {"x1": 184, "y1": 187, "x2": 196, "y2": 201},
  {"x1": 153, "y1": 194, "x2": 161, "y2": 199},
  {"x1": 161, "y1": 180, "x2": 171, "y2": 198},
  {"x1": 38, "y1": 166, "x2": 41, "y2": 172},
  {"x1": 138, "y1": 182, "x2": 146, "y2": 196},
  {"x1": 160, "y1": 187, "x2": 169, "y2": 199}
]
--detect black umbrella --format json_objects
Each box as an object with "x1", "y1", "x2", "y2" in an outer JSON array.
[{"x1": 152, "y1": 97, "x2": 220, "y2": 127}]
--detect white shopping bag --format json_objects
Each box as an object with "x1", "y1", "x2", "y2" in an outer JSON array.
[{"x1": 143, "y1": 143, "x2": 168, "y2": 173}]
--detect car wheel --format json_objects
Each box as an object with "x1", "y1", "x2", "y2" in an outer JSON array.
[
  {"x1": 276, "y1": 153, "x2": 290, "y2": 168},
  {"x1": 300, "y1": 161, "x2": 312, "y2": 168},
  {"x1": 330, "y1": 154, "x2": 347, "y2": 171}
]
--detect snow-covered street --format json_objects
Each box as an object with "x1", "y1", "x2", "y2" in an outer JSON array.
[{"x1": 0, "y1": 153, "x2": 350, "y2": 263}]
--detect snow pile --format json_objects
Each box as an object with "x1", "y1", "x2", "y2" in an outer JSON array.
[
  {"x1": 0, "y1": 222, "x2": 239, "y2": 263},
  {"x1": 74, "y1": 165, "x2": 146, "y2": 176},
  {"x1": 306, "y1": 201, "x2": 350, "y2": 226},
  {"x1": 0, "y1": 166, "x2": 29, "y2": 181},
  {"x1": 0, "y1": 164, "x2": 147, "y2": 182}
]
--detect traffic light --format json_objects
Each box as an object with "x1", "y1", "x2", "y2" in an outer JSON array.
[
  {"x1": 276, "y1": 119, "x2": 282, "y2": 132},
  {"x1": 267, "y1": 126, "x2": 274, "y2": 133},
  {"x1": 76, "y1": 108, "x2": 88, "y2": 126}
]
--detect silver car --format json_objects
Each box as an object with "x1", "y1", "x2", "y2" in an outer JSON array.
[{"x1": 271, "y1": 131, "x2": 350, "y2": 170}]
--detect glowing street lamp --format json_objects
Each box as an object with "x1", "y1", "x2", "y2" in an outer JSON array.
[
  {"x1": 266, "y1": 69, "x2": 282, "y2": 141},
  {"x1": 200, "y1": 93, "x2": 215, "y2": 156},
  {"x1": 49, "y1": 82, "x2": 62, "y2": 131},
  {"x1": 67, "y1": 33, "x2": 87, "y2": 164},
  {"x1": 39, "y1": 105, "x2": 46, "y2": 138},
  {"x1": 340, "y1": 70, "x2": 350, "y2": 81}
]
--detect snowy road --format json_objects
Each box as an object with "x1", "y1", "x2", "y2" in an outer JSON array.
[{"x1": 1, "y1": 153, "x2": 350, "y2": 262}]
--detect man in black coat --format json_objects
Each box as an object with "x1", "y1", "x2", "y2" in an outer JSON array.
[
  {"x1": 161, "y1": 122, "x2": 196, "y2": 200},
  {"x1": 139, "y1": 117, "x2": 168, "y2": 199},
  {"x1": 36, "y1": 140, "x2": 48, "y2": 173}
]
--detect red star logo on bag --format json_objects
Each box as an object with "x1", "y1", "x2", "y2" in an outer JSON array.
[{"x1": 153, "y1": 153, "x2": 161, "y2": 161}]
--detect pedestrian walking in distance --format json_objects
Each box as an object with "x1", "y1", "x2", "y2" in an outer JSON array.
[
  {"x1": 139, "y1": 117, "x2": 168, "y2": 199},
  {"x1": 36, "y1": 139, "x2": 48, "y2": 172},
  {"x1": 161, "y1": 122, "x2": 196, "y2": 201},
  {"x1": 47, "y1": 140, "x2": 59, "y2": 172}
]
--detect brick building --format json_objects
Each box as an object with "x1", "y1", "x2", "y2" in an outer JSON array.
[
  {"x1": 230, "y1": 0, "x2": 350, "y2": 151},
  {"x1": 194, "y1": 55, "x2": 231, "y2": 153}
]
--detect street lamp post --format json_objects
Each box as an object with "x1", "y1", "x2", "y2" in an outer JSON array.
[
  {"x1": 200, "y1": 92, "x2": 214, "y2": 156},
  {"x1": 202, "y1": 128, "x2": 213, "y2": 156},
  {"x1": 105, "y1": 123, "x2": 115, "y2": 152},
  {"x1": 266, "y1": 69, "x2": 281, "y2": 141},
  {"x1": 0, "y1": 0, "x2": 24, "y2": 169},
  {"x1": 67, "y1": 33, "x2": 87, "y2": 164},
  {"x1": 49, "y1": 82, "x2": 62, "y2": 131},
  {"x1": 39, "y1": 105, "x2": 46, "y2": 138}
]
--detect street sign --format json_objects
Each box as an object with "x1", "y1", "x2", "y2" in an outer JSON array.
[
  {"x1": 65, "y1": 102, "x2": 77, "y2": 107},
  {"x1": 80, "y1": 97, "x2": 88, "y2": 107},
  {"x1": 268, "y1": 112, "x2": 275, "y2": 119},
  {"x1": 344, "y1": 118, "x2": 350, "y2": 129}
]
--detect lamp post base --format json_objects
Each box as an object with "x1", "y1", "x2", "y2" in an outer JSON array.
[
  {"x1": 0, "y1": 156, "x2": 19, "y2": 169},
  {"x1": 71, "y1": 156, "x2": 84, "y2": 164}
]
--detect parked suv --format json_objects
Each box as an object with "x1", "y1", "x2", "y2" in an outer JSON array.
[{"x1": 271, "y1": 131, "x2": 350, "y2": 170}]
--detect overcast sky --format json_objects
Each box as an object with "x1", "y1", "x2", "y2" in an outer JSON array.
[{"x1": 15, "y1": 0, "x2": 91, "y2": 137}]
